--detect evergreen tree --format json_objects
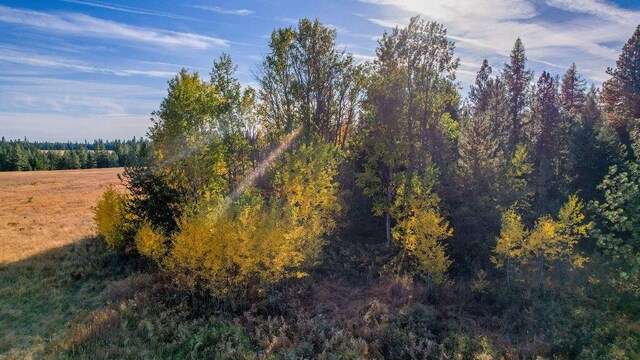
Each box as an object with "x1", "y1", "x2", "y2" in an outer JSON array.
[
  {"x1": 601, "y1": 25, "x2": 640, "y2": 147},
  {"x1": 531, "y1": 71, "x2": 561, "y2": 214},
  {"x1": 592, "y1": 134, "x2": 640, "y2": 295},
  {"x1": 452, "y1": 110, "x2": 503, "y2": 267},
  {"x1": 568, "y1": 86, "x2": 623, "y2": 201},
  {"x1": 468, "y1": 59, "x2": 492, "y2": 115},
  {"x1": 503, "y1": 38, "x2": 533, "y2": 155},
  {"x1": 560, "y1": 63, "x2": 586, "y2": 116}
]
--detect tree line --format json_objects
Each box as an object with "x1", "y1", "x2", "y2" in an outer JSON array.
[{"x1": 0, "y1": 138, "x2": 152, "y2": 171}]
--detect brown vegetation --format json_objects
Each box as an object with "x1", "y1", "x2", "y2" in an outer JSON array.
[{"x1": 0, "y1": 168, "x2": 123, "y2": 264}]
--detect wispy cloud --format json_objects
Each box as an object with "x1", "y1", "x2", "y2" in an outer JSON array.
[
  {"x1": 352, "y1": 53, "x2": 376, "y2": 62},
  {"x1": 0, "y1": 5, "x2": 228, "y2": 49},
  {"x1": 60, "y1": 0, "x2": 191, "y2": 20},
  {"x1": 275, "y1": 16, "x2": 298, "y2": 24},
  {"x1": 0, "y1": 112, "x2": 150, "y2": 141},
  {"x1": 545, "y1": 0, "x2": 640, "y2": 25},
  {"x1": 191, "y1": 5, "x2": 254, "y2": 16},
  {"x1": 0, "y1": 75, "x2": 161, "y2": 139},
  {"x1": 0, "y1": 47, "x2": 176, "y2": 78},
  {"x1": 358, "y1": 0, "x2": 639, "y2": 85}
]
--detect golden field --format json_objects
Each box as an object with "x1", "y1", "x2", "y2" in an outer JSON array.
[
  {"x1": 0, "y1": 167, "x2": 137, "y2": 358},
  {"x1": 0, "y1": 168, "x2": 123, "y2": 265}
]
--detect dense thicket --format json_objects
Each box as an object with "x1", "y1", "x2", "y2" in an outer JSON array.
[
  {"x1": 0, "y1": 138, "x2": 151, "y2": 171},
  {"x1": 92, "y1": 20, "x2": 640, "y2": 358}
]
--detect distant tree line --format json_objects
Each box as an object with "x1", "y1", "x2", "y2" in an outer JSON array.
[{"x1": 0, "y1": 137, "x2": 152, "y2": 171}]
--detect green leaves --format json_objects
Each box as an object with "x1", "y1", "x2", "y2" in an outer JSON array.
[{"x1": 592, "y1": 140, "x2": 640, "y2": 294}]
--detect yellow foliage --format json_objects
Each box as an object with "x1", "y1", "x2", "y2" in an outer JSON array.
[
  {"x1": 492, "y1": 195, "x2": 592, "y2": 275},
  {"x1": 164, "y1": 144, "x2": 341, "y2": 298},
  {"x1": 491, "y1": 209, "x2": 528, "y2": 268},
  {"x1": 94, "y1": 187, "x2": 128, "y2": 248},
  {"x1": 392, "y1": 174, "x2": 452, "y2": 286},
  {"x1": 134, "y1": 222, "x2": 166, "y2": 261}
]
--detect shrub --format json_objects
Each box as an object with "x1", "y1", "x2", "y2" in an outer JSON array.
[
  {"x1": 134, "y1": 222, "x2": 166, "y2": 261},
  {"x1": 164, "y1": 144, "x2": 342, "y2": 301},
  {"x1": 94, "y1": 187, "x2": 129, "y2": 248}
]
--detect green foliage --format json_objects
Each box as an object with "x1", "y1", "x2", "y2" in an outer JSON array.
[
  {"x1": 602, "y1": 25, "x2": 640, "y2": 146},
  {"x1": 0, "y1": 138, "x2": 151, "y2": 172},
  {"x1": 73, "y1": 18, "x2": 640, "y2": 360},
  {"x1": 592, "y1": 137, "x2": 640, "y2": 295},
  {"x1": 257, "y1": 18, "x2": 365, "y2": 145}
]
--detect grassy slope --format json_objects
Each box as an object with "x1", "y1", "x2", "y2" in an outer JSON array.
[{"x1": 0, "y1": 239, "x2": 139, "y2": 359}]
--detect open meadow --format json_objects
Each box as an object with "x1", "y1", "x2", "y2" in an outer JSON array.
[
  {"x1": 0, "y1": 168, "x2": 123, "y2": 264},
  {"x1": 0, "y1": 168, "x2": 131, "y2": 359}
]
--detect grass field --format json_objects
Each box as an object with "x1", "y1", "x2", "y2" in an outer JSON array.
[
  {"x1": 0, "y1": 168, "x2": 123, "y2": 265},
  {"x1": 0, "y1": 168, "x2": 129, "y2": 359}
]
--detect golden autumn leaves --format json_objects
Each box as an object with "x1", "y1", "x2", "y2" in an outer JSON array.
[
  {"x1": 95, "y1": 144, "x2": 341, "y2": 299},
  {"x1": 491, "y1": 195, "x2": 592, "y2": 287}
]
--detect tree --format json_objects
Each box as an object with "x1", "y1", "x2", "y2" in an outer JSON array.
[
  {"x1": 211, "y1": 53, "x2": 242, "y2": 136},
  {"x1": 492, "y1": 195, "x2": 590, "y2": 289},
  {"x1": 491, "y1": 208, "x2": 528, "y2": 287},
  {"x1": 468, "y1": 59, "x2": 492, "y2": 115},
  {"x1": 357, "y1": 60, "x2": 408, "y2": 246},
  {"x1": 149, "y1": 68, "x2": 228, "y2": 208},
  {"x1": 357, "y1": 16, "x2": 459, "y2": 246},
  {"x1": 592, "y1": 135, "x2": 640, "y2": 295},
  {"x1": 531, "y1": 71, "x2": 562, "y2": 214},
  {"x1": 257, "y1": 18, "x2": 364, "y2": 146},
  {"x1": 453, "y1": 109, "x2": 503, "y2": 266},
  {"x1": 94, "y1": 187, "x2": 129, "y2": 248},
  {"x1": 601, "y1": 25, "x2": 640, "y2": 147},
  {"x1": 503, "y1": 38, "x2": 533, "y2": 155},
  {"x1": 567, "y1": 86, "x2": 623, "y2": 201},
  {"x1": 165, "y1": 143, "x2": 342, "y2": 300},
  {"x1": 560, "y1": 63, "x2": 586, "y2": 116},
  {"x1": 391, "y1": 172, "x2": 452, "y2": 289}
]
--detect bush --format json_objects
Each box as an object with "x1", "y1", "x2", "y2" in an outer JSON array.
[
  {"x1": 94, "y1": 187, "x2": 129, "y2": 248},
  {"x1": 163, "y1": 144, "x2": 342, "y2": 301},
  {"x1": 134, "y1": 222, "x2": 166, "y2": 261}
]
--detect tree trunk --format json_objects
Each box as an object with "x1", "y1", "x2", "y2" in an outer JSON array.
[
  {"x1": 506, "y1": 256, "x2": 511, "y2": 289},
  {"x1": 385, "y1": 167, "x2": 393, "y2": 247}
]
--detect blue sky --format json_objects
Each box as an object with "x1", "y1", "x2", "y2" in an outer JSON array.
[{"x1": 1, "y1": 0, "x2": 639, "y2": 141}]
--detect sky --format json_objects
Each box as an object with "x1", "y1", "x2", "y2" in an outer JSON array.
[{"x1": 0, "y1": 0, "x2": 639, "y2": 141}]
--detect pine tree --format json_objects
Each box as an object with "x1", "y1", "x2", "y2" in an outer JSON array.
[
  {"x1": 601, "y1": 25, "x2": 640, "y2": 147},
  {"x1": 560, "y1": 63, "x2": 586, "y2": 116},
  {"x1": 453, "y1": 110, "x2": 503, "y2": 265},
  {"x1": 568, "y1": 86, "x2": 623, "y2": 200},
  {"x1": 531, "y1": 71, "x2": 561, "y2": 214},
  {"x1": 557, "y1": 64, "x2": 587, "y2": 195},
  {"x1": 469, "y1": 59, "x2": 492, "y2": 115},
  {"x1": 503, "y1": 38, "x2": 533, "y2": 155}
]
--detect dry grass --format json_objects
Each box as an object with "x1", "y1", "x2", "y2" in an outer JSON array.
[{"x1": 0, "y1": 168, "x2": 123, "y2": 265}]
